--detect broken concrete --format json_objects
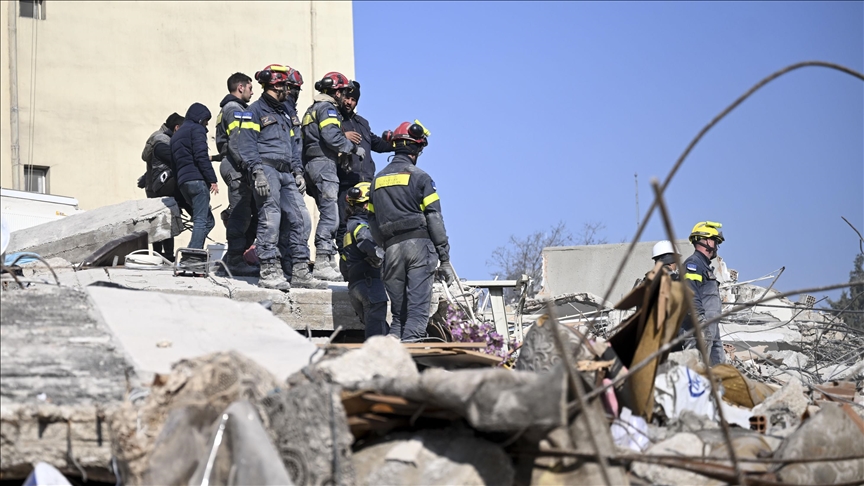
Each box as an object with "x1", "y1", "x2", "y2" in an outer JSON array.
[
  {"x1": 353, "y1": 430, "x2": 515, "y2": 486},
  {"x1": 86, "y1": 286, "x2": 316, "y2": 382},
  {"x1": 631, "y1": 432, "x2": 721, "y2": 486},
  {"x1": 316, "y1": 336, "x2": 419, "y2": 390},
  {"x1": 6, "y1": 198, "x2": 182, "y2": 263}
]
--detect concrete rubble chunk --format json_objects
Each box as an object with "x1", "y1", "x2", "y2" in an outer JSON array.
[
  {"x1": 260, "y1": 378, "x2": 355, "y2": 486},
  {"x1": 632, "y1": 432, "x2": 722, "y2": 486},
  {"x1": 773, "y1": 404, "x2": 864, "y2": 484},
  {"x1": 6, "y1": 197, "x2": 182, "y2": 263},
  {"x1": 86, "y1": 286, "x2": 317, "y2": 382},
  {"x1": 751, "y1": 377, "x2": 808, "y2": 436},
  {"x1": 353, "y1": 430, "x2": 515, "y2": 486},
  {"x1": 316, "y1": 335, "x2": 419, "y2": 390},
  {"x1": 109, "y1": 351, "x2": 280, "y2": 485}
]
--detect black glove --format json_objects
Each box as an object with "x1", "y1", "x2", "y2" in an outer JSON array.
[
  {"x1": 354, "y1": 145, "x2": 366, "y2": 161},
  {"x1": 252, "y1": 168, "x2": 269, "y2": 198},
  {"x1": 339, "y1": 154, "x2": 353, "y2": 173},
  {"x1": 294, "y1": 173, "x2": 306, "y2": 194},
  {"x1": 137, "y1": 174, "x2": 147, "y2": 189},
  {"x1": 438, "y1": 261, "x2": 455, "y2": 285}
]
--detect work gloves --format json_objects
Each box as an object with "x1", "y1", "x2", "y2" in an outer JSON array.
[
  {"x1": 354, "y1": 145, "x2": 366, "y2": 162},
  {"x1": 438, "y1": 261, "x2": 455, "y2": 285},
  {"x1": 252, "y1": 169, "x2": 269, "y2": 198},
  {"x1": 365, "y1": 247, "x2": 385, "y2": 268},
  {"x1": 294, "y1": 173, "x2": 306, "y2": 194}
]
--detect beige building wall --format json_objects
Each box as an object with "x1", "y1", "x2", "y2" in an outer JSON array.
[{"x1": 0, "y1": 0, "x2": 354, "y2": 248}]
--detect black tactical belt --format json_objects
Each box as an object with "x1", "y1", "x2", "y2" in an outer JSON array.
[
  {"x1": 261, "y1": 159, "x2": 291, "y2": 173},
  {"x1": 384, "y1": 229, "x2": 430, "y2": 249}
]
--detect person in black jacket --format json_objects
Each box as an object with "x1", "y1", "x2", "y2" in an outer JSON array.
[
  {"x1": 336, "y1": 81, "x2": 393, "y2": 252},
  {"x1": 368, "y1": 120, "x2": 455, "y2": 342},
  {"x1": 140, "y1": 112, "x2": 183, "y2": 260},
  {"x1": 171, "y1": 103, "x2": 219, "y2": 249}
]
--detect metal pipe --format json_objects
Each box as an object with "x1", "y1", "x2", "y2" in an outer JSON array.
[{"x1": 7, "y1": 1, "x2": 21, "y2": 190}]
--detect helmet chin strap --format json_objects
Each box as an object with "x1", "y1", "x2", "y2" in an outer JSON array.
[{"x1": 696, "y1": 239, "x2": 718, "y2": 259}]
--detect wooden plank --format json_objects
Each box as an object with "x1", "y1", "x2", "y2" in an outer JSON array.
[{"x1": 319, "y1": 342, "x2": 486, "y2": 349}]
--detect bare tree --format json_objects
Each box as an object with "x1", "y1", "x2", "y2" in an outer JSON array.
[
  {"x1": 487, "y1": 221, "x2": 573, "y2": 298},
  {"x1": 577, "y1": 221, "x2": 608, "y2": 245}
]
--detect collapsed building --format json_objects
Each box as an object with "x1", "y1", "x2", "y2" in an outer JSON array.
[{"x1": 1, "y1": 197, "x2": 863, "y2": 485}]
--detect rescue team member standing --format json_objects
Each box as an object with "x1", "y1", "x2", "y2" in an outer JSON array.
[
  {"x1": 232, "y1": 64, "x2": 325, "y2": 291},
  {"x1": 336, "y1": 81, "x2": 393, "y2": 251},
  {"x1": 368, "y1": 121, "x2": 455, "y2": 342},
  {"x1": 340, "y1": 182, "x2": 389, "y2": 339},
  {"x1": 141, "y1": 112, "x2": 184, "y2": 261},
  {"x1": 214, "y1": 72, "x2": 258, "y2": 276},
  {"x1": 171, "y1": 102, "x2": 218, "y2": 249},
  {"x1": 302, "y1": 72, "x2": 366, "y2": 282},
  {"x1": 681, "y1": 221, "x2": 726, "y2": 365},
  {"x1": 280, "y1": 66, "x2": 319, "y2": 286}
]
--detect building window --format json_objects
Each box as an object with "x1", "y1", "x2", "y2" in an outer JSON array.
[
  {"x1": 24, "y1": 166, "x2": 49, "y2": 194},
  {"x1": 19, "y1": 1, "x2": 46, "y2": 20}
]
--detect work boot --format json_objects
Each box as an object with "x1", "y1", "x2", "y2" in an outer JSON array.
[
  {"x1": 291, "y1": 262, "x2": 329, "y2": 289},
  {"x1": 218, "y1": 252, "x2": 259, "y2": 277},
  {"x1": 258, "y1": 258, "x2": 291, "y2": 291},
  {"x1": 329, "y1": 254, "x2": 340, "y2": 273},
  {"x1": 313, "y1": 254, "x2": 343, "y2": 281}
]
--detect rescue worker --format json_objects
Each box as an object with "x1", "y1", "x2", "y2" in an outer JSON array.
[
  {"x1": 232, "y1": 64, "x2": 326, "y2": 290},
  {"x1": 368, "y1": 120, "x2": 455, "y2": 342},
  {"x1": 340, "y1": 182, "x2": 389, "y2": 339},
  {"x1": 280, "y1": 66, "x2": 317, "y2": 281},
  {"x1": 301, "y1": 72, "x2": 365, "y2": 281},
  {"x1": 214, "y1": 72, "x2": 258, "y2": 276},
  {"x1": 681, "y1": 221, "x2": 726, "y2": 365},
  {"x1": 336, "y1": 80, "x2": 393, "y2": 251},
  {"x1": 140, "y1": 112, "x2": 184, "y2": 261},
  {"x1": 633, "y1": 240, "x2": 681, "y2": 288}
]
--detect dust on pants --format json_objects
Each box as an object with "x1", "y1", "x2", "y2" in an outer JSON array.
[
  {"x1": 253, "y1": 165, "x2": 309, "y2": 264},
  {"x1": 348, "y1": 277, "x2": 389, "y2": 339},
  {"x1": 224, "y1": 173, "x2": 257, "y2": 253},
  {"x1": 304, "y1": 157, "x2": 339, "y2": 256},
  {"x1": 384, "y1": 238, "x2": 437, "y2": 342},
  {"x1": 683, "y1": 320, "x2": 726, "y2": 366}
]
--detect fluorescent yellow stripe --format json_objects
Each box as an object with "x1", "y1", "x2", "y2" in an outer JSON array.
[
  {"x1": 420, "y1": 192, "x2": 439, "y2": 211},
  {"x1": 290, "y1": 129, "x2": 294, "y2": 137},
  {"x1": 302, "y1": 113, "x2": 315, "y2": 126},
  {"x1": 343, "y1": 233, "x2": 352, "y2": 248},
  {"x1": 684, "y1": 273, "x2": 703, "y2": 282},
  {"x1": 367, "y1": 203, "x2": 374, "y2": 213},
  {"x1": 226, "y1": 120, "x2": 241, "y2": 135},
  {"x1": 375, "y1": 173, "x2": 411, "y2": 188},
  {"x1": 353, "y1": 223, "x2": 367, "y2": 238},
  {"x1": 239, "y1": 122, "x2": 261, "y2": 132},
  {"x1": 319, "y1": 118, "x2": 341, "y2": 129}
]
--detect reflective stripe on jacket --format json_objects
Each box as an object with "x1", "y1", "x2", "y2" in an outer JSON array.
[
  {"x1": 231, "y1": 94, "x2": 297, "y2": 173},
  {"x1": 301, "y1": 94, "x2": 354, "y2": 162}
]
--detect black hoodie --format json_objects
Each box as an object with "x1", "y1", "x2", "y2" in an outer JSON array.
[{"x1": 171, "y1": 102, "x2": 217, "y2": 186}]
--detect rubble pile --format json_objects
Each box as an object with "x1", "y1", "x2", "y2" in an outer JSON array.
[{"x1": 2, "y1": 209, "x2": 863, "y2": 485}]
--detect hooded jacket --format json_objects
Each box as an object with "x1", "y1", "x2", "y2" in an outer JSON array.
[
  {"x1": 141, "y1": 124, "x2": 174, "y2": 197},
  {"x1": 214, "y1": 94, "x2": 248, "y2": 166},
  {"x1": 171, "y1": 103, "x2": 217, "y2": 186}
]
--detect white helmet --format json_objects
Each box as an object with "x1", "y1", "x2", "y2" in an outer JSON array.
[{"x1": 652, "y1": 240, "x2": 679, "y2": 260}]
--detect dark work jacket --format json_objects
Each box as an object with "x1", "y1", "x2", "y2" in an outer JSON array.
[
  {"x1": 368, "y1": 154, "x2": 450, "y2": 262},
  {"x1": 214, "y1": 94, "x2": 248, "y2": 167},
  {"x1": 171, "y1": 103, "x2": 217, "y2": 186},
  {"x1": 283, "y1": 99, "x2": 304, "y2": 175},
  {"x1": 339, "y1": 214, "x2": 382, "y2": 282},
  {"x1": 141, "y1": 124, "x2": 174, "y2": 197},
  {"x1": 233, "y1": 94, "x2": 298, "y2": 174},
  {"x1": 338, "y1": 111, "x2": 392, "y2": 189},
  {"x1": 681, "y1": 250, "x2": 722, "y2": 329},
  {"x1": 301, "y1": 94, "x2": 354, "y2": 163}
]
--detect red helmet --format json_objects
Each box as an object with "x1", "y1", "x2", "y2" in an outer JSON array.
[
  {"x1": 285, "y1": 67, "x2": 303, "y2": 88},
  {"x1": 384, "y1": 119, "x2": 430, "y2": 147},
  {"x1": 255, "y1": 64, "x2": 291, "y2": 87},
  {"x1": 314, "y1": 72, "x2": 352, "y2": 92}
]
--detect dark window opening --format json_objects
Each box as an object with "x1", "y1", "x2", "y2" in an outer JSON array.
[
  {"x1": 24, "y1": 166, "x2": 49, "y2": 194},
  {"x1": 19, "y1": 1, "x2": 46, "y2": 20}
]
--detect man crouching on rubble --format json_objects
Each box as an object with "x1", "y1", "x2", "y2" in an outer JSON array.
[
  {"x1": 681, "y1": 221, "x2": 726, "y2": 365},
  {"x1": 339, "y1": 182, "x2": 389, "y2": 339}
]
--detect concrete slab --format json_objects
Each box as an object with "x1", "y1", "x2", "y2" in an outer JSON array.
[
  {"x1": 541, "y1": 240, "x2": 689, "y2": 304},
  {"x1": 6, "y1": 198, "x2": 182, "y2": 263},
  {"x1": 86, "y1": 286, "x2": 317, "y2": 380},
  {"x1": 54, "y1": 267, "x2": 364, "y2": 331}
]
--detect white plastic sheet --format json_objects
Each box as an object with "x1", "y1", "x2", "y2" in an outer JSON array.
[{"x1": 654, "y1": 365, "x2": 752, "y2": 428}]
